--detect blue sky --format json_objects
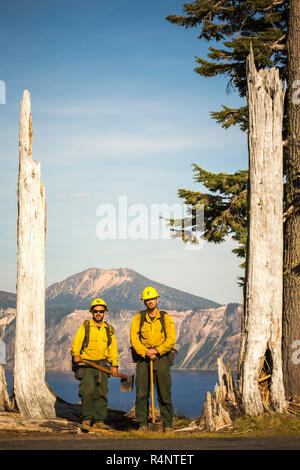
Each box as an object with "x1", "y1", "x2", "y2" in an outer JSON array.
[{"x1": 0, "y1": 0, "x2": 247, "y2": 305}]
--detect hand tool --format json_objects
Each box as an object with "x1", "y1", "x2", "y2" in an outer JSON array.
[{"x1": 78, "y1": 358, "x2": 134, "y2": 392}]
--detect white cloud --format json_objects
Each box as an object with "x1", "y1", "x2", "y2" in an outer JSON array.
[
  {"x1": 75, "y1": 132, "x2": 200, "y2": 156},
  {"x1": 38, "y1": 126, "x2": 245, "y2": 165}
]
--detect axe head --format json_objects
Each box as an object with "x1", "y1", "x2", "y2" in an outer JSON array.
[{"x1": 120, "y1": 375, "x2": 134, "y2": 392}]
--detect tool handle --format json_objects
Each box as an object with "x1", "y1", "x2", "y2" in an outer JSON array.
[
  {"x1": 150, "y1": 359, "x2": 155, "y2": 424},
  {"x1": 79, "y1": 358, "x2": 127, "y2": 379}
]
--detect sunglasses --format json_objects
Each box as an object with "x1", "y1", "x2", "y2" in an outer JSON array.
[{"x1": 93, "y1": 309, "x2": 106, "y2": 314}]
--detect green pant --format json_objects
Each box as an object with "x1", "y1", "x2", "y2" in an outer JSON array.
[
  {"x1": 79, "y1": 367, "x2": 109, "y2": 422},
  {"x1": 135, "y1": 355, "x2": 174, "y2": 427}
]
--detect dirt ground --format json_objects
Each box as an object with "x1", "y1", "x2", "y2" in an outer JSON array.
[
  {"x1": 0, "y1": 430, "x2": 299, "y2": 450},
  {"x1": 0, "y1": 406, "x2": 299, "y2": 452}
]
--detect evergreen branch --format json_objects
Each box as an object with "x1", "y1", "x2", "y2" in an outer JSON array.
[
  {"x1": 210, "y1": 105, "x2": 248, "y2": 131},
  {"x1": 262, "y1": 0, "x2": 285, "y2": 12},
  {"x1": 165, "y1": 0, "x2": 287, "y2": 285},
  {"x1": 194, "y1": 57, "x2": 232, "y2": 76},
  {"x1": 270, "y1": 43, "x2": 285, "y2": 50},
  {"x1": 207, "y1": 46, "x2": 233, "y2": 61},
  {"x1": 191, "y1": 165, "x2": 248, "y2": 194}
]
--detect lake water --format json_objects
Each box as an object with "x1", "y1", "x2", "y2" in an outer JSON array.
[{"x1": 5, "y1": 369, "x2": 218, "y2": 418}]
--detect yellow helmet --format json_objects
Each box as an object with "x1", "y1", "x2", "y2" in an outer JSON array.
[
  {"x1": 89, "y1": 298, "x2": 108, "y2": 312},
  {"x1": 141, "y1": 287, "x2": 159, "y2": 301}
]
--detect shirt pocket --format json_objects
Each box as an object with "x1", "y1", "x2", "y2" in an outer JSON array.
[
  {"x1": 140, "y1": 325, "x2": 150, "y2": 340},
  {"x1": 87, "y1": 333, "x2": 105, "y2": 349},
  {"x1": 99, "y1": 336, "x2": 109, "y2": 351}
]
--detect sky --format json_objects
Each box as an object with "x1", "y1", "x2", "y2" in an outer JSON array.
[{"x1": 0, "y1": 0, "x2": 248, "y2": 305}]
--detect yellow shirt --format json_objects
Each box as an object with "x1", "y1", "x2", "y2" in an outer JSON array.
[
  {"x1": 130, "y1": 309, "x2": 176, "y2": 358},
  {"x1": 71, "y1": 319, "x2": 118, "y2": 367}
]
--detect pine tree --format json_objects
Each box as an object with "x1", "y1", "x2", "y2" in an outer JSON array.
[
  {"x1": 282, "y1": 0, "x2": 300, "y2": 400},
  {"x1": 169, "y1": 166, "x2": 248, "y2": 284},
  {"x1": 166, "y1": 1, "x2": 300, "y2": 398},
  {"x1": 167, "y1": 0, "x2": 287, "y2": 131},
  {"x1": 166, "y1": 1, "x2": 287, "y2": 277}
]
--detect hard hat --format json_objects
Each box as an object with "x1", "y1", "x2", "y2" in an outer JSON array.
[
  {"x1": 141, "y1": 287, "x2": 159, "y2": 301},
  {"x1": 89, "y1": 298, "x2": 108, "y2": 312}
]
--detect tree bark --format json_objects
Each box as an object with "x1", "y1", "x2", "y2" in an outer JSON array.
[
  {"x1": 0, "y1": 333, "x2": 13, "y2": 411},
  {"x1": 282, "y1": 0, "x2": 300, "y2": 400},
  {"x1": 14, "y1": 90, "x2": 57, "y2": 418},
  {"x1": 0, "y1": 365, "x2": 14, "y2": 412},
  {"x1": 196, "y1": 357, "x2": 241, "y2": 432},
  {"x1": 238, "y1": 48, "x2": 286, "y2": 416}
]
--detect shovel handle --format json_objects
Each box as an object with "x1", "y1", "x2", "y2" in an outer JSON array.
[
  {"x1": 150, "y1": 359, "x2": 155, "y2": 424},
  {"x1": 78, "y1": 358, "x2": 128, "y2": 379}
]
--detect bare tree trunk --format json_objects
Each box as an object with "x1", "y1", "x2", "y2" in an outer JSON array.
[
  {"x1": 0, "y1": 333, "x2": 13, "y2": 411},
  {"x1": 238, "y1": 49, "x2": 286, "y2": 416},
  {"x1": 282, "y1": 0, "x2": 300, "y2": 401},
  {"x1": 0, "y1": 365, "x2": 14, "y2": 412},
  {"x1": 14, "y1": 90, "x2": 56, "y2": 418}
]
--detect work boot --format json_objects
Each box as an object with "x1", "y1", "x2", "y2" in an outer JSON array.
[
  {"x1": 80, "y1": 419, "x2": 92, "y2": 432},
  {"x1": 92, "y1": 420, "x2": 111, "y2": 431},
  {"x1": 137, "y1": 424, "x2": 148, "y2": 433},
  {"x1": 163, "y1": 425, "x2": 173, "y2": 433}
]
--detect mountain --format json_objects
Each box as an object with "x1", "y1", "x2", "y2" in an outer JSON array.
[
  {"x1": 45, "y1": 267, "x2": 221, "y2": 312},
  {"x1": 173, "y1": 303, "x2": 242, "y2": 369},
  {"x1": 0, "y1": 267, "x2": 242, "y2": 371},
  {"x1": 0, "y1": 291, "x2": 16, "y2": 310}
]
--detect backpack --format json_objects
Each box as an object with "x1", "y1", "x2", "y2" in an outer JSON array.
[
  {"x1": 71, "y1": 320, "x2": 114, "y2": 379},
  {"x1": 80, "y1": 320, "x2": 114, "y2": 353},
  {"x1": 138, "y1": 309, "x2": 167, "y2": 339},
  {"x1": 130, "y1": 310, "x2": 177, "y2": 365}
]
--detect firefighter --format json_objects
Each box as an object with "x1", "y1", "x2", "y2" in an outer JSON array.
[
  {"x1": 71, "y1": 298, "x2": 118, "y2": 431},
  {"x1": 130, "y1": 287, "x2": 176, "y2": 432}
]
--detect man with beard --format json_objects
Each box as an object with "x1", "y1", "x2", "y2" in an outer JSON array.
[
  {"x1": 130, "y1": 287, "x2": 176, "y2": 432},
  {"x1": 71, "y1": 298, "x2": 118, "y2": 431}
]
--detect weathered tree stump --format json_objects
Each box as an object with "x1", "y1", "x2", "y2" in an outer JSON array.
[
  {"x1": 14, "y1": 90, "x2": 57, "y2": 418},
  {"x1": 195, "y1": 357, "x2": 241, "y2": 432},
  {"x1": 238, "y1": 48, "x2": 286, "y2": 416},
  {"x1": 13, "y1": 90, "x2": 79, "y2": 421},
  {"x1": 0, "y1": 366, "x2": 14, "y2": 412}
]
